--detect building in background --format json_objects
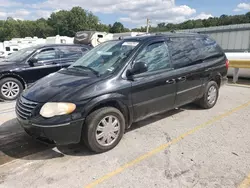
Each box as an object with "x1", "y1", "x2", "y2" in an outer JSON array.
[{"x1": 176, "y1": 24, "x2": 250, "y2": 78}]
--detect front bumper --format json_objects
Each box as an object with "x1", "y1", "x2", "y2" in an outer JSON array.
[{"x1": 18, "y1": 118, "x2": 85, "y2": 145}]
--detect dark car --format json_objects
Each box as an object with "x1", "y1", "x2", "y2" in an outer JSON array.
[
  {"x1": 16, "y1": 33, "x2": 228, "y2": 153},
  {"x1": 0, "y1": 44, "x2": 92, "y2": 100}
]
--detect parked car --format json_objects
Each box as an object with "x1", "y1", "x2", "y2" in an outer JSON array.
[
  {"x1": 16, "y1": 33, "x2": 228, "y2": 153},
  {"x1": 0, "y1": 51, "x2": 14, "y2": 58},
  {"x1": 0, "y1": 44, "x2": 92, "y2": 100}
]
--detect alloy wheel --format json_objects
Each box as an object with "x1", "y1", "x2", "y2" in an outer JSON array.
[{"x1": 1, "y1": 81, "x2": 20, "y2": 99}]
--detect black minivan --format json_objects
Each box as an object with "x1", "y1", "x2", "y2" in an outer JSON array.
[
  {"x1": 16, "y1": 33, "x2": 228, "y2": 153},
  {"x1": 0, "y1": 44, "x2": 92, "y2": 100}
]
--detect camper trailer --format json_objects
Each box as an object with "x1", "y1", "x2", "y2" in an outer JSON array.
[
  {"x1": 74, "y1": 31, "x2": 113, "y2": 47},
  {"x1": 74, "y1": 31, "x2": 146, "y2": 47}
]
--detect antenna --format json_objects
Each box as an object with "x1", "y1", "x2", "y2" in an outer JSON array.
[{"x1": 146, "y1": 18, "x2": 150, "y2": 33}]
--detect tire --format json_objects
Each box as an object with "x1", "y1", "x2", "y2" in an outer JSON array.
[
  {"x1": 82, "y1": 107, "x2": 125, "y2": 153},
  {"x1": 0, "y1": 78, "x2": 23, "y2": 101},
  {"x1": 198, "y1": 81, "x2": 219, "y2": 109}
]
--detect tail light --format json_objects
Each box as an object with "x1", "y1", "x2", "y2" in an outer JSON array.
[{"x1": 226, "y1": 59, "x2": 229, "y2": 69}]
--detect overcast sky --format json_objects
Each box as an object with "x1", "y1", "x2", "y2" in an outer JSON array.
[{"x1": 0, "y1": 0, "x2": 249, "y2": 28}]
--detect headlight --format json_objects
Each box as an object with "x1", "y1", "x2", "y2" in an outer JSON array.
[{"x1": 40, "y1": 102, "x2": 76, "y2": 118}]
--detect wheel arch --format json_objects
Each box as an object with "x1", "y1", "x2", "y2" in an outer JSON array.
[
  {"x1": 207, "y1": 72, "x2": 222, "y2": 88},
  {"x1": 0, "y1": 73, "x2": 26, "y2": 89},
  {"x1": 83, "y1": 93, "x2": 132, "y2": 129}
]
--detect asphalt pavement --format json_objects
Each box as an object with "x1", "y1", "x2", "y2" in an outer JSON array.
[{"x1": 0, "y1": 84, "x2": 250, "y2": 188}]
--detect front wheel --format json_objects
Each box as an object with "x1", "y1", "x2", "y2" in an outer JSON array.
[
  {"x1": 198, "y1": 81, "x2": 219, "y2": 109},
  {"x1": 82, "y1": 107, "x2": 125, "y2": 153},
  {"x1": 0, "y1": 78, "x2": 23, "y2": 101}
]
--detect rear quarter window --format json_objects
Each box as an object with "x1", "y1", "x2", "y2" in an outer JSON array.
[
  {"x1": 169, "y1": 37, "x2": 223, "y2": 69},
  {"x1": 194, "y1": 37, "x2": 224, "y2": 59}
]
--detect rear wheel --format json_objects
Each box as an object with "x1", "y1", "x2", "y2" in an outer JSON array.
[
  {"x1": 198, "y1": 81, "x2": 219, "y2": 109},
  {"x1": 82, "y1": 107, "x2": 125, "y2": 153},
  {"x1": 0, "y1": 78, "x2": 23, "y2": 101}
]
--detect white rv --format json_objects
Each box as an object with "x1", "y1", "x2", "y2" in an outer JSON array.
[
  {"x1": 74, "y1": 31, "x2": 146, "y2": 47},
  {"x1": 46, "y1": 35, "x2": 74, "y2": 44},
  {"x1": 0, "y1": 35, "x2": 74, "y2": 58},
  {"x1": 0, "y1": 37, "x2": 46, "y2": 58}
]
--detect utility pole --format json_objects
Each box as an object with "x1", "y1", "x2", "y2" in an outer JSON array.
[{"x1": 146, "y1": 18, "x2": 150, "y2": 33}]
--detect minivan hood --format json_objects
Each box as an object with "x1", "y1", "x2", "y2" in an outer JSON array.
[{"x1": 22, "y1": 71, "x2": 101, "y2": 103}]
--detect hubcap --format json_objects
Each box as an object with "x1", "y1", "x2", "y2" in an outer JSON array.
[
  {"x1": 1, "y1": 81, "x2": 20, "y2": 99},
  {"x1": 96, "y1": 115, "x2": 121, "y2": 146},
  {"x1": 207, "y1": 86, "x2": 217, "y2": 105}
]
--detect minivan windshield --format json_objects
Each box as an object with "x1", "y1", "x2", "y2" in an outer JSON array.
[
  {"x1": 68, "y1": 40, "x2": 139, "y2": 76},
  {"x1": 5, "y1": 47, "x2": 35, "y2": 62}
]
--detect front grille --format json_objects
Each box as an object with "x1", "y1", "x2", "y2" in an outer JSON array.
[{"x1": 16, "y1": 97, "x2": 38, "y2": 120}]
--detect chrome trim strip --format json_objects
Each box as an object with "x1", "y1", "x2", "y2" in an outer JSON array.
[
  {"x1": 177, "y1": 85, "x2": 202, "y2": 95},
  {"x1": 31, "y1": 119, "x2": 85, "y2": 128}
]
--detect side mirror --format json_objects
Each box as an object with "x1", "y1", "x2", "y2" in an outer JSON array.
[
  {"x1": 28, "y1": 57, "x2": 38, "y2": 66},
  {"x1": 127, "y1": 62, "x2": 148, "y2": 77}
]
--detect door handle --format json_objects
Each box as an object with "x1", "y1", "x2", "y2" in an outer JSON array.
[
  {"x1": 177, "y1": 76, "x2": 186, "y2": 82},
  {"x1": 166, "y1": 79, "x2": 176, "y2": 84}
]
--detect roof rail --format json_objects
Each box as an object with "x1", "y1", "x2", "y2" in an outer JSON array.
[{"x1": 136, "y1": 33, "x2": 151, "y2": 36}]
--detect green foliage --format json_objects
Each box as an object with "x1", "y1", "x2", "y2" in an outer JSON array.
[
  {"x1": 0, "y1": 7, "x2": 250, "y2": 42},
  {"x1": 110, "y1": 22, "x2": 130, "y2": 33},
  {"x1": 0, "y1": 7, "x2": 130, "y2": 42},
  {"x1": 134, "y1": 12, "x2": 250, "y2": 32}
]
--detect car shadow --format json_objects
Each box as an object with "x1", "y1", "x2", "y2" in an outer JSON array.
[
  {"x1": 0, "y1": 119, "x2": 54, "y2": 165},
  {"x1": 178, "y1": 103, "x2": 204, "y2": 111},
  {"x1": 0, "y1": 118, "x2": 95, "y2": 164},
  {"x1": 128, "y1": 108, "x2": 185, "y2": 132},
  {"x1": 0, "y1": 104, "x2": 198, "y2": 163}
]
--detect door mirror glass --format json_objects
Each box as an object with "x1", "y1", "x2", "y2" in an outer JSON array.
[
  {"x1": 28, "y1": 57, "x2": 38, "y2": 66},
  {"x1": 127, "y1": 62, "x2": 148, "y2": 76}
]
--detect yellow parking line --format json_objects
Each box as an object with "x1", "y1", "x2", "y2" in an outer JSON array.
[
  {"x1": 84, "y1": 101, "x2": 250, "y2": 188},
  {"x1": 238, "y1": 173, "x2": 250, "y2": 188},
  {"x1": 227, "y1": 83, "x2": 250, "y2": 88}
]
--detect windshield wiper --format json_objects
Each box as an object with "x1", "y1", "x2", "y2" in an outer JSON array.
[{"x1": 71, "y1": 65, "x2": 100, "y2": 76}]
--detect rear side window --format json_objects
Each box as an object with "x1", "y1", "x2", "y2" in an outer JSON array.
[
  {"x1": 58, "y1": 47, "x2": 85, "y2": 59},
  {"x1": 169, "y1": 37, "x2": 197, "y2": 69},
  {"x1": 134, "y1": 41, "x2": 171, "y2": 73},
  {"x1": 169, "y1": 37, "x2": 222, "y2": 69}
]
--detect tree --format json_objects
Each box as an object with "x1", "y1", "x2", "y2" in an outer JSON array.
[
  {"x1": 193, "y1": 19, "x2": 204, "y2": 28},
  {"x1": 48, "y1": 10, "x2": 71, "y2": 36},
  {"x1": 35, "y1": 19, "x2": 54, "y2": 38},
  {"x1": 246, "y1": 12, "x2": 250, "y2": 21},
  {"x1": 110, "y1": 22, "x2": 125, "y2": 33},
  {"x1": 1, "y1": 6, "x2": 250, "y2": 42}
]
